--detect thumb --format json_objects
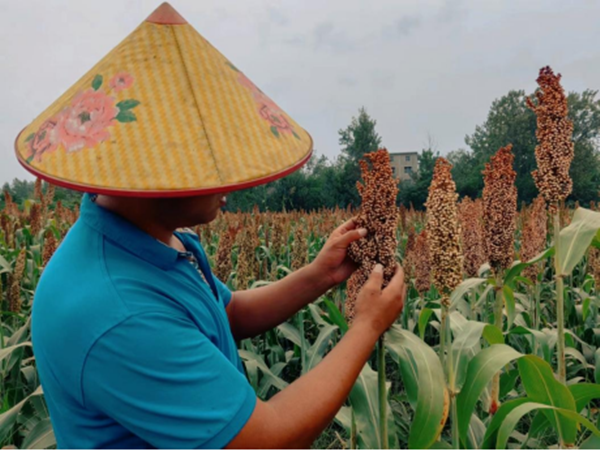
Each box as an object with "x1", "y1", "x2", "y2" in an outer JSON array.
[
  {"x1": 335, "y1": 227, "x2": 368, "y2": 248},
  {"x1": 364, "y1": 263, "x2": 384, "y2": 292}
]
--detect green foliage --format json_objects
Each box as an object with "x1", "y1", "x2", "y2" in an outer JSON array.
[{"x1": 460, "y1": 89, "x2": 600, "y2": 205}]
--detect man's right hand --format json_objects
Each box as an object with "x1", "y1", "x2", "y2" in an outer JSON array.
[
  {"x1": 353, "y1": 263, "x2": 406, "y2": 336},
  {"x1": 226, "y1": 264, "x2": 407, "y2": 449}
]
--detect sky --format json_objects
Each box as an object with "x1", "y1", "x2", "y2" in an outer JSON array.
[{"x1": 1, "y1": 0, "x2": 600, "y2": 184}]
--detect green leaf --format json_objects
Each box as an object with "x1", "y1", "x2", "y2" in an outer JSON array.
[
  {"x1": 276, "y1": 322, "x2": 301, "y2": 347},
  {"x1": 304, "y1": 324, "x2": 337, "y2": 373},
  {"x1": 385, "y1": 326, "x2": 446, "y2": 449},
  {"x1": 450, "y1": 278, "x2": 488, "y2": 308},
  {"x1": 517, "y1": 355, "x2": 577, "y2": 445},
  {"x1": 418, "y1": 308, "x2": 434, "y2": 339},
  {"x1": 92, "y1": 74, "x2": 103, "y2": 91},
  {"x1": 115, "y1": 110, "x2": 137, "y2": 122},
  {"x1": 24, "y1": 133, "x2": 35, "y2": 142},
  {"x1": 595, "y1": 349, "x2": 600, "y2": 383},
  {"x1": 349, "y1": 363, "x2": 398, "y2": 449},
  {"x1": 0, "y1": 342, "x2": 32, "y2": 363},
  {"x1": 270, "y1": 126, "x2": 280, "y2": 138},
  {"x1": 450, "y1": 320, "x2": 487, "y2": 392},
  {"x1": 496, "y1": 402, "x2": 600, "y2": 449},
  {"x1": 21, "y1": 418, "x2": 55, "y2": 449},
  {"x1": 510, "y1": 326, "x2": 552, "y2": 362},
  {"x1": 569, "y1": 383, "x2": 600, "y2": 412},
  {"x1": 116, "y1": 99, "x2": 140, "y2": 111},
  {"x1": 456, "y1": 344, "x2": 523, "y2": 444},
  {"x1": 239, "y1": 350, "x2": 289, "y2": 391},
  {"x1": 502, "y1": 285, "x2": 516, "y2": 328},
  {"x1": 559, "y1": 208, "x2": 600, "y2": 274},
  {"x1": 481, "y1": 398, "x2": 530, "y2": 449},
  {"x1": 483, "y1": 324, "x2": 504, "y2": 345},
  {"x1": 323, "y1": 298, "x2": 348, "y2": 334},
  {"x1": 0, "y1": 386, "x2": 43, "y2": 441},
  {"x1": 503, "y1": 247, "x2": 554, "y2": 284}
]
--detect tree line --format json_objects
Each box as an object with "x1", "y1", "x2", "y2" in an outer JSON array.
[{"x1": 3, "y1": 87, "x2": 600, "y2": 212}]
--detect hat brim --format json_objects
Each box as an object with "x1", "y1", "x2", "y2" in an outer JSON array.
[{"x1": 15, "y1": 128, "x2": 313, "y2": 198}]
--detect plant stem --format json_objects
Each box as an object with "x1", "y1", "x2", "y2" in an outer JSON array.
[
  {"x1": 445, "y1": 303, "x2": 459, "y2": 449},
  {"x1": 451, "y1": 392, "x2": 459, "y2": 449},
  {"x1": 554, "y1": 209, "x2": 566, "y2": 384},
  {"x1": 440, "y1": 303, "x2": 448, "y2": 368},
  {"x1": 377, "y1": 336, "x2": 389, "y2": 449},
  {"x1": 490, "y1": 272, "x2": 504, "y2": 414},
  {"x1": 350, "y1": 408, "x2": 357, "y2": 450}
]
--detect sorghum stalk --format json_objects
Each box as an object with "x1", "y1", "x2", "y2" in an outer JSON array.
[
  {"x1": 482, "y1": 144, "x2": 517, "y2": 414},
  {"x1": 425, "y1": 158, "x2": 462, "y2": 449},
  {"x1": 527, "y1": 66, "x2": 574, "y2": 383},
  {"x1": 554, "y1": 210, "x2": 566, "y2": 383},
  {"x1": 377, "y1": 337, "x2": 388, "y2": 449}
]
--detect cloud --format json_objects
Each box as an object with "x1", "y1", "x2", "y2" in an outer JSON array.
[
  {"x1": 383, "y1": 15, "x2": 422, "y2": 39},
  {"x1": 313, "y1": 21, "x2": 356, "y2": 53}
]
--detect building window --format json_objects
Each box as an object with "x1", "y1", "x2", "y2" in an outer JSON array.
[
  {"x1": 404, "y1": 166, "x2": 413, "y2": 174},
  {"x1": 405, "y1": 155, "x2": 411, "y2": 162},
  {"x1": 391, "y1": 167, "x2": 396, "y2": 175}
]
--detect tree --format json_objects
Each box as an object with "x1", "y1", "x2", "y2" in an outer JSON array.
[
  {"x1": 463, "y1": 89, "x2": 600, "y2": 205},
  {"x1": 337, "y1": 107, "x2": 383, "y2": 207}
]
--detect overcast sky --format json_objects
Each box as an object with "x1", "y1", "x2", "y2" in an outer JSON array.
[{"x1": 2, "y1": 0, "x2": 600, "y2": 184}]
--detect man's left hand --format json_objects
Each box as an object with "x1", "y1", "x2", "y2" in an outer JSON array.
[{"x1": 309, "y1": 218, "x2": 367, "y2": 289}]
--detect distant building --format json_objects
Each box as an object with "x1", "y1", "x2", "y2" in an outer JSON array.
[{"x1": 389, "y1": 151, "x2": 419, "y2": 182}]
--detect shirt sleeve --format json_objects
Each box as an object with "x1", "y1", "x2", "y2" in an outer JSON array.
[
  {"x1": 214, "y1": 276, "x2": 233, "y2": 307},
  {"x1": 82, "y1": 312, "x2": 256, "y2": 449}
]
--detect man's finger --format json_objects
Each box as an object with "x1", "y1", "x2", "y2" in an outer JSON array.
[
  {"x1": 384, "y1": 264, "x2": 405, "y2": 294},
  {"x1": 334, "y1": 227, "x2": 367, "y2": 248},
  {"x1": 363, "y1": 263, "x2": 384, "y2": 293},
  {"x1": 334, "y1": 217, "x2": 357, "y2": 236}
]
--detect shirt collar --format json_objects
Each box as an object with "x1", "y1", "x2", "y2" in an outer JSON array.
[{"x1": 79, "y1": 193, "x2": 180, "y2": 270}]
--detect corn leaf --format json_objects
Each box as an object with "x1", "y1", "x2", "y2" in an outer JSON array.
[
  {"x1": 559, "y1": 208, "x2": 600, "y2": 274},
  {"x1": 517, "y1": 355, "x2": 577, "y2": 445},
  {"x1": 385, "y1": 326, "x2": 445, "y2": 449},
  {"x1": 456, "y1": 344, "x2": 523, "y2": 444}
]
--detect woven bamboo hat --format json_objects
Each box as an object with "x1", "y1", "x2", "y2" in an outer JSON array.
[{"x1": 14, "y1": 3, "x2": 312, "y2": 197}]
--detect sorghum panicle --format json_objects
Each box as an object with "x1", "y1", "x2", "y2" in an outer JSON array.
[
  {"x1": 413, "y1": 230, "x2": 431, "y2": 294},
  {"x1": 521, "y1": 196, "x2": 548, "y2": 280},
  {"x1": 459, "y1": 197, "x2": 486, "y2": 278},
  {"x1": 526, "y1": 66, "x2": 574, "y2": 213},
  {"x1": 9, "y1": 248, "x2": 26, "y2": 313},
  {"x1": 425, "y1": 158, "x2": 463, "y2": 305},
  {"x1": 482, "y1": 145, "x2": 518, "y2": 273},
  {"x1": 346, "y1": 149, "x2": 399, "y2": 322}
]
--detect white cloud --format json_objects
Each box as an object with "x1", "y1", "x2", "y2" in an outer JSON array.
[{"x1": 2, "y1": 0, "x2": 600, "y2": 184}]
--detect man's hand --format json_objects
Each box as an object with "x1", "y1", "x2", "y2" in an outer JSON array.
[
  {"x1": 226, "y1": 263, "x2": 407, "y2": 449},
  {"x1": 353, "y1": 263, "x2": 406, "y2": 335},
  {"x1": 309, "y1": 218, "x2": 367, "y2": 289}
]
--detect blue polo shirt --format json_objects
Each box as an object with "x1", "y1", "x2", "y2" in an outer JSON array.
[{"x1": 32, "y1": 194, "x2": 256, "y2": 449}]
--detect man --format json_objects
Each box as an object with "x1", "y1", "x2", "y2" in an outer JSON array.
[
  {"x1": 17, "y1": 3, "x2": 406, "y2": 447},
  {"x1": 32, "y1": 192, "x2": 405, "y2": 448}
]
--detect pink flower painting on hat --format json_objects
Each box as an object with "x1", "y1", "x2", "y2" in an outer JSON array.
[
  {"x1": 227, "y1": 62, "x2": 301, "y2": 140},
  {"x1": 25, "y1": 73, "x2": 140, "y2": 163}
]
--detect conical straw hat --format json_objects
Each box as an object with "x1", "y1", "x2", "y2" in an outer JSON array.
[{"x1": 14, "y1": 3, "x2": 312, "y2": 197}]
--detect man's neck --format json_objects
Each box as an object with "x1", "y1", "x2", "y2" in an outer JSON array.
[{"x1": 93, "y1": 195, "x2": 186, "y2": 252}]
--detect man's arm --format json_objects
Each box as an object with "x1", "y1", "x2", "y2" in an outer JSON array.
[
  {"x1": 226, "y1": 219, "x2": 366, "y2": 340},
  {"x1": 226, "y1": 264, "x2": 406, "y2": 449},
  {"x1": 226, "y1": 263, "x2": 329, "y2": 341}
]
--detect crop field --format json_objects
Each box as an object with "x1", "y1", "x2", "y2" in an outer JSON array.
[
  {"x1": 2, "y1": 68, "x2": 600, "y2": 450},
  {"x1": 2, "y1": 184, "x2": 600, "y2": 449}
]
